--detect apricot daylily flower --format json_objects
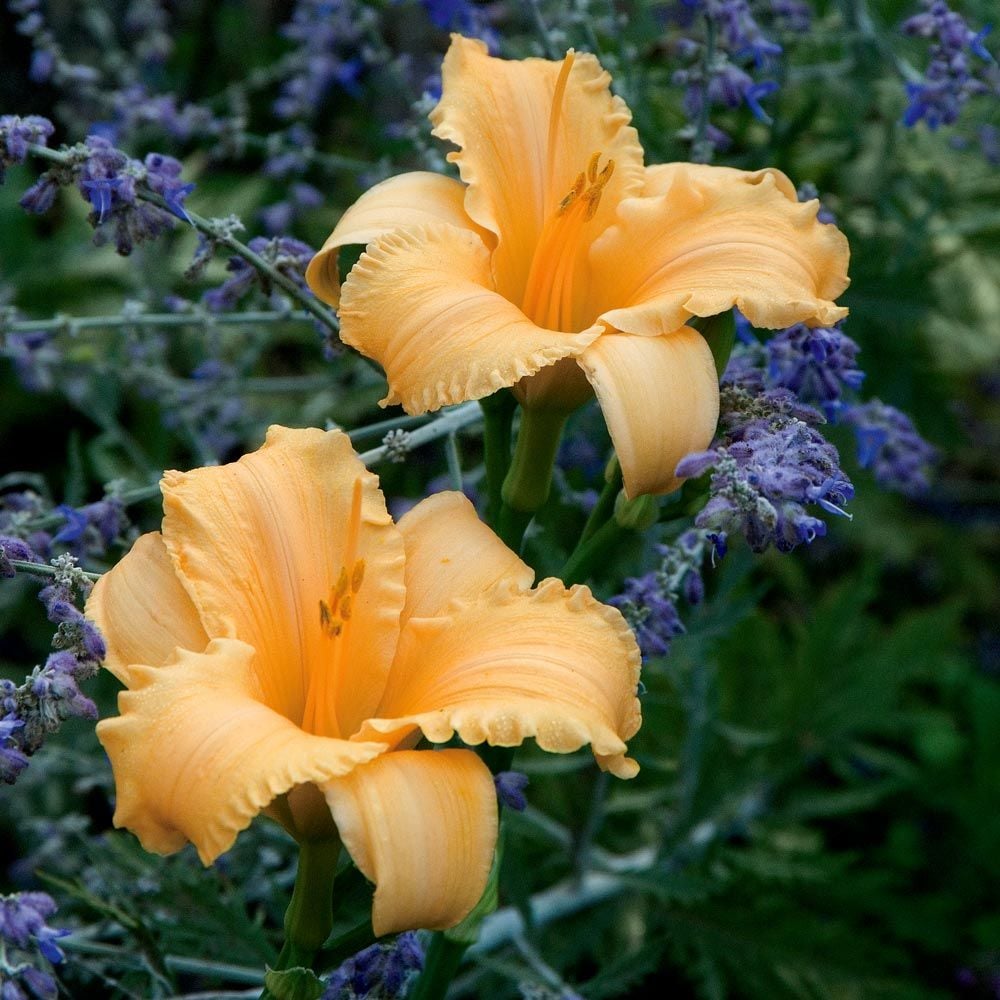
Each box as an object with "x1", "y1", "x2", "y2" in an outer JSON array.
[
  {"x1": 306, "y1": 36, "x2": 850, "y2": 498},
  {"x1": 86, "y1": 426, "x2": 640, "y2": 935}
]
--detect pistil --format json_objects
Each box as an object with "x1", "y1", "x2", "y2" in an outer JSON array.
[{"x1": 301, "y1": 478, "x2": 365, "y2": 737}]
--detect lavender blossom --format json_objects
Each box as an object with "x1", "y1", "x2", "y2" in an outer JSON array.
[
  {"x1": 0, "y1": 892, "x2": 67, "y2": 998},
  {"x1": 494, "y1": 770, "x2": 530, "y2": 811},
  {"x1": 611, "y1": 530, "x2": 712, "y2": 660},
  {"x1": 764, "y1": 323, "x2": 865, "y2": 417},
  {"x1": 203, "y1": 236, "x2": 314, "y2": 312},
  {"x1": 843, "y1": 400, "x2": 937, "y2": 496},
  {"x1": 273, "y1": 0, "x2": 381, "y2": 122},
  {"x1": 901, "y1": 0, "x2": 997, "y2": 129},
  {"x1": 0, "y1": 555, "x2": 104, "y2": 784},
  {"x1": 322, "y1": 932, "x2": 424, "y2": 999},
  {"x1": 677, "y1": 387, "x2": 854, "y2": 553},
  {"x1": 672, "y1": 0, "x2": 783, "y2": 157},
  {"x1": 0, "y1": 115, "x2": 54, "y2": 181}
]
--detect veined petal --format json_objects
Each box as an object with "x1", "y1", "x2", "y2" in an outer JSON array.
[
  {"x1": 359, "y1": 579, "x2": 642, "y2": 778},
  {"x1": 97, "y1": 638, "x2": 388, "y2": 864},
  {"x1": 642, "y1": 162, "x2": 798, "y2": 200},
  {"x1": 85, "y1": 532, "x2": 208, "y2": 685},
  {"x1": 578, "y1": 329, "x2": 720, "y2": 498},
  {"x1": 430, "y1": 35, "x2": 644, "y2": 303},
  {"x1": 160, "y1": 426, "x2": 405, "y2": 739},
  {"x1": 338, "y1": 222, "x2": 601, "y2": 414},
  {"x1": 306, "y1": 171, "x2": 490, "y2": 307},
  {"x1": 396, "y1": 491, "x2": 534, "y2": 621},
  {"x1": 324, "y1": 749, "x2": 497, "y2": 935},
  {"x1": 589, "y1": 167, "x2": 850, "y2": 335}
]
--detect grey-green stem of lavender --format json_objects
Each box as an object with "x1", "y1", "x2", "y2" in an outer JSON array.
[
  {"x1": 7, "y1": 559, "x2": 101, "y2": 583},
  {"x1": 25, "y1": 144, "x2": 341, "y2": 339},
  {"x1": 3, "y1": 310, "x2": 314, "y2": 336},
  {"x1": 692, "y1": 13, "x2": 718, "y2": 164}
]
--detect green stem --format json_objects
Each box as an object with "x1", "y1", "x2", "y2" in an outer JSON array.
[
  {"x1": 409, "y1": 933, "x2": 468, "y2": 1000},
  {"x1": 497, "y1": 408, "x2": 568, "y2": 552},
  {"x1": 479, "y1": 391, "x2": 517, "y2": 528},
  {"x1": 270, "y1": 839, "x2": 341, "y2": 978},
  {"x1": 559, "y1": 518, "x2": 628, "y2": 586},
  {"x1": 578, "y1": 459, "x2": 622, "y2": 546}
]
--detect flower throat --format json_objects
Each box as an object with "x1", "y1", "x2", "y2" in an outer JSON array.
[{"x1": 520, "y1": 52, "x2": 615, "y2": 332}]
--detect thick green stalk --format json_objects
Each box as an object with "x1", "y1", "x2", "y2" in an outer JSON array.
[
  {"x1": 479, "y1": 391, "x2": 517, "y2": 528},
  {"x1": 578, "y1": 459, "x2": 623, "y2": 546},
  {"x1": 559, "y1": 518, "x2": 628, "y2": 586},
  {"x1": 408, "y1": 933, "x2": 468, "y2": 1000},
  {"x1": 265, "y1": 838, "x2": 341, "y2": 992},
  {"x1": 497, "y1": 407, "x2": 567, "y2": 551}
]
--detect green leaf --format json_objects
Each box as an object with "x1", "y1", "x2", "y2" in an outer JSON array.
[{"x1": 263, "y1": 966, "x2": 324, "y2": 1000}]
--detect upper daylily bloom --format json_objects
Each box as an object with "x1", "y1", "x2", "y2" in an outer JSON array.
[
  {"x1": 306, "y1": 36, "x2": 850, "y2": 498},
  {"x1": 87, "y1": 426, "x2": 640, "y2": 935}
]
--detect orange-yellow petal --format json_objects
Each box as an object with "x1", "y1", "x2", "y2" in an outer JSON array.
[
  {"x1": 577, "y1": 328, "x2": 720, "y2": 498},
  {"x1": 396, "y1": 491, "x2": 534, "y2": 621},
  {"x1": 338, "y1": 222, "x2": 601, "y2": 414},
  {"x1": 160, "y1": 426, "x2": 405, "y2": 739},
  {"x1": 588, "y1": 166, "x2": 850, "y2": 334},
  {"x1": 85, "y1": 531, "x2": 208, "y2": 685},
  {"x1": 430, "y1": 35, "x2": 644, "y2": 304},
  {"x1": 305, "y1": 171, "x2": 490, "y2": 306},
  {"x1": 97, "y1": 638, "x2": 388, "y2": 864},
  {"x1": 359, "y1": 579, "x2": 642, "y2": 778},
  {"x1": 324, "y1": 749, "x2": 497, "y2": 935},
  {"x1": 642, "y1": 162, "x2": 798, "y2": 200}
]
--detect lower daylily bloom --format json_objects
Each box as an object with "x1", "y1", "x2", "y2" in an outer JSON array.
[
  {"x1": 87, "y1": 426, "x2": 640, "y2": 935},
  {"x1": 306, "y1": 36, "x2": 850, "y2": 498}
]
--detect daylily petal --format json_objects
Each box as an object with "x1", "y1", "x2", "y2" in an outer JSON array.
[
  {"x1": 160, "y1": 426, "x2": 405, "y2": 738},
  {"x1": 642, "y1": 162, "x2": 798, "y2": 200},
  {"x1": 589, "y1": 166, "x2": 850, "y2": 334},
  {"x1": 430, "y1": 35, "x2": 644, "y2": 304},
  {"x1": 359, "y1": 579, "x2": 642, "y2": 778},
  {"x1": 306, "y1": 171, "x2": 490, "y2": 307},
  {"x1": 396, "y1": 491, "x2": 534, "y2": 621},
  {"x1": 338, "y1": 222, "x2": 601, "y2": 414},
  {"x1": 577, "y1": 328, "x2": 720, "y2": 498},
  {"x1": 324, "y1": 749, "x2": 497, "y2": 935},
  {"x1": 97, "y1": 638, "x2": 388, "y2": 864},
  {"x1": 85, "y1": 531, "x2": 208, "y2": 685}
]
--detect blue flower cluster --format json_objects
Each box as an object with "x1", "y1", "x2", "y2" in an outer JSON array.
[
  {"x1": 274, "y1": 0, "x2": 380, "y2": 121},
  {"x1": 0, "y1": 891, "x2": 68, "y2": 1000},
  {"x1": 0, "y1": 116, "x2": 54, "y2": 182},
  {"x1": 0, "y1": 489, "x2": 126, "y2": 565},
  {"x1": 322, "y1": 932, "x2": 424, "y2": 1000},
  {"x1": 11, "y1": 123, "x2": 196, "y2": 257},
  {"x1": 494, "y1": 770, "x2": 530, "y2": 811},
  {"x1": 901, "y1": 0, "x2": 997, "y2": 130},
  {"x1": 610, "y1": 530, "x2": 711, "y2": 660},
  {"x1": 0, "y1": 553, "x2": 105, "y2": 784},
  {"x1": 671, "y1": 0, "x2": 806, "y2": 158},
  {"x1": 677, "y1": 387, "x2": 854, "y2": 553},
  {"x1": 726, "y1": 318, "x2": 937, "y2": 497},
  {"x1": 843, "y1": 399, "x2": 938, "y2": 497},
  {"x1": 202, "y1": 236, "x2": 315, "y2": 312}
]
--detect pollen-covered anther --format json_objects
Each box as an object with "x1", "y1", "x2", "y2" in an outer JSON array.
[
  {"x1": 558, "y1": 153, "x2": 615, "y2": 221},
  {"x1": 319, "y1": 557, "x2": 365, "y2": 637}
]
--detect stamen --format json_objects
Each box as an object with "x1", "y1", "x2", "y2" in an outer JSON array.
[
  {"x1": 545, "y1": 52, "x2": 577, "y2": 211},
  {"x1": 521, "y1": 151, "x2": 616, "y2": 331},
  {"x1": 303, "y1": 477, "x2": 366, "y2": 736}
]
